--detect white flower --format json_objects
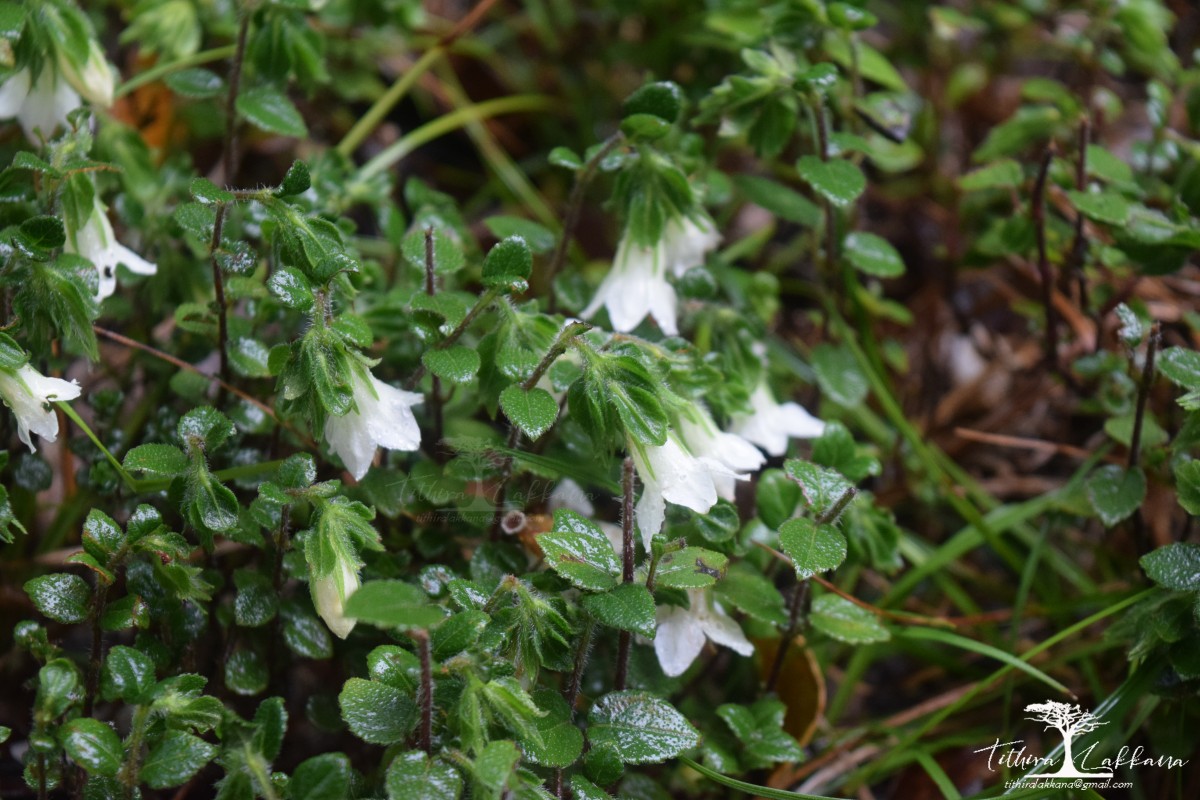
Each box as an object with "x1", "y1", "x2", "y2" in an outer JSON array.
[
  {"x1": 311, "y1": 557, "x2": 360, "y2": 639},
  {"x1": 65, "y1": 196, "x2": 157, "y2": 300},
  {"x1": 0, "y1": 364, "x2": 82, "y2": 452},
  {"x1": 630, "y1": 434, "x2": 733, "y2": 549},
  {"x1": 583, "y1": 214, "x2": 719, "y2": 336},
  {"x1": 677, "y1": 407, "x2": 764, "y2": 501},
  {"x1": 0, "y1": 66, "x2": 81, "y2": 140},
  {"x1": 324, "y1": 367, "x2": 422, "y2": 480},
  {"x1": 56, "y1": 40, "x2": 115, "y2": 108},
  {"x1": 731, "y1": 382, "x2": 826, "y2": 457},
  {"x1": 654, "y1": 588, "x2": 753, "y2": 677}
]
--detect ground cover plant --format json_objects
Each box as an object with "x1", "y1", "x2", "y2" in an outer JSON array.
[{"x1": 2, "y1": 0, "x2": 1200, "y2": 798}]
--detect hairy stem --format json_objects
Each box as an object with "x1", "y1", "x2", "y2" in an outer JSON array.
[
  {"x1": 209, "y1": 14, "x2": 252, "y2": 390},
  {"x1": 1128, "y1": 323, "x2": 1160, "y2": 470},
  {"x1": 1031, "y1": 146, "x2": 1060, "y2": 371},
  {"x1": 414, "y1": 629, "x2": 434, "y2": 754},
  {"x1": 425, "y1": 228, "x2": 445, "y2": 457},
  {"x1": 545, "y1": 133, "x2": 624, "y2": 312},
  {"x1": 614, "y1": 457, "x2": 635, "y2": 691},
  {"x1": 83, "y1": 578, "x2": 109, "y2": 717}
]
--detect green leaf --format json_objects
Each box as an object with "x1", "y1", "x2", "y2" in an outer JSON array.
[
  {"x1": 796, "y1": 156, "x2": 866, "y2": 208},
  {"x1": 714, "y1": 565, "x2": 788, "y2": 626},
  {"x1": 123, "y1": 443, "x2": 188, "y2": 477},
  {"x1": 423, "y1": 346, "x2": 481, "y2": 383},
  {"x1": 843, "y1": 232, "x2": 905, "y2": 277},
  {"x1": 1067, "y1": 190, "x2": 1131, "y2": 226},
  {"x1": 15, "y1": 215, "x2": 66, "y2": 257},
  {"x1": 624, "y1": 81, "x2": 683, "y2": 123},
  {"x1": 569, "y1": 776, "x2": 613, "y2": 800},
  {"x1": 481, "y1": 236, "x2": 533, "y2": 290},
  {"x1": 386, "y1": 752, "x2": 462, "y2": 800},
  {"x1": 810, "y1": 594, "x2": 889, "y2": 644},
  {"x1": 472, "y1": 739, "x2": 521, "y2": 799},
  {"x1": 282, "y1": 612, "x2": 333, "y2": 660},
  {"x1": 267, "y1": 267, "x2": 315, "y2": 310},
  {"x1": 958, "y1": 159, "x2": 1023, "y2": 191},
  {"x1": 277, "y1": 160, "x2": 311, "y2": 197},
  {"x1": 25, "y1": 573, "x2": 91, "y2": 624},
  {"x1": 1176, "y1": 460, "x2": 1200, "y2": 515},
  {"x1": 224, "y1": 648, "x2": 268, "y2": 695},
  {"x1": 538, "y1": 509, "x2": 621, "y2": 591},
  {"x1": 402, "y1": 227, "x2": 465, "y2": 276},
  {"x1": 60, "y1": 719, "x2": 122, "y2": 776},
  {"x1": 521, "y1": 689, "x2": 584, "y2": 768},
  {"x1": 549, "y1": 146, "x2": 583, "y2": 170},
  {"x1": 236, "y1": 85, "x2": 307, "y2": 137},
  {"x1": 1085, "y1": 465, "x2": 1146, "y2": 526},
  {"x1": 581, "y1": 583, "x2": 656, "y2": 637},
  {"x1": 810, "y1": 343, "x2": 868, "y2": 407},
  {"x1": 234, "y1": 570, "x2": 279, "y2": 627},
  {"x1": 289, "y1": 753, "x2": 351, "y2": 800},
  {"x1": 140, "y1": 731, "x2": 217, "y2": 788},
  {"x1": 165, "y1": 68, "x2": 225, "y2": 98},
  {"x1": 783, "y1": 460, "x2": 855, "y2": 519},
  {"x1": 717, "y1": 699, "x2": 802, "y2": 766},
  {"x1": 654, "y1": 546, "x2": 728, "y2": 589},
  {"x1": 588, "y1": 691, "x2": 700, "y2": 764},
  {"x1": 484, "y1": 216, "x2": 555, "y2": 253},
  {"x1": 101, "y1": 645, "x2": 155, "y2": 704},
  {"x1": 343, "y1": 580, "x2": 446, "y2": 630},
  {"x1": 177, "y1": 406, "x2": 235, "y2": 449},
  {"x1": 1141, "y1": 543, "x2": 1200, "y2": 592},
  {"x1": 340, "y1": 677, "x2": 416, "y2": 745},
  {"x1": 499, "y1": 385, "x2": 559, "y2": 440},
  {"x1": 779, "y1": 518, "x2": 847, "y2": 579},
  {"x1": 735, "y1": 175, "x2": 820, "y2": 226}
]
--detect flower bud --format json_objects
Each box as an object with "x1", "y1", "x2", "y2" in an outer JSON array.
[{"x1": 57, "y1": 40, "x2": 114, "y2": 108}]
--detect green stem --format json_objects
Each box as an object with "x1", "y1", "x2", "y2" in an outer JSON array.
[
  {"x1": 115, "y1": 45, "x2": 238, "y2": 98},
  {"x1": 117, "y1": 705, "x2": 152, "y2": 799},
  {"x1": 356, "y1": 95, "x2": 552, "y2": 181},
  {"x1": 56, "y1": 402, "x2": 137, "y2": 490},
  {"x1": 336, "y1": 47, "x2": 446, "y2": 156}
]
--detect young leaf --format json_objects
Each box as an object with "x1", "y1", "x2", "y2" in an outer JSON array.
[
  {"x1": 236, "y1": 85, "x2": 307, "y2": 137},
  {"x1": 25, "y1": 573, "x2": 91, "y2": 624},
  {"x1": 1140, "y1": 543, "x2": 1200, "y2": 592},
  {"x1": 386, "y1": 752, "x2": 462, "y2": 800},
  {"x1": 423, "y1": 346, "x2": 481, "y2": 383},
  {"x1": 1085, "y1": 465, "x2": 1146, "y2": 526},
  {"x1": 810, "y1": 594, "x2": 890, "y2": 644},
  {"x1": 481, "y1": 236, "x2": 532, "y2": 290},
  {"x1": 339, "y1": 677, "x2": 417, "y2": 744},
  {"x1": 653, "y1": 546, "x2": 729, "y2": 589},
  {"x1": 796, "y1": 156, "x2": 866, "y2": 208},
  {"x1": 499, "y1": 385, "x2": 559, "y2": 440},
  {"x1": 140, "y1": 731, "x2": 218, "y2": 788},
  {"x1": 843, "y1": 231, "x2": 905, "y2": 277}
]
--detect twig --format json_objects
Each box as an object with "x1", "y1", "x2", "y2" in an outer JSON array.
[
  {"x1": 1129, "y1": 323, "x2": 1160, "y2": 469},
  {"x1": 424, "y1": 228, "x2": 445, "y2": 458},
  {"x1": 1031, "y1": 146, "x2": 1060, "y2": 371},
  {"x1": 83, "y1": 577, "x2": 108, "y2": 717},
  {"x1": 413, "y1": 629, "x2": 434, "y2": 754},
  {"x1": 545, "y1": 133, "x2": 624, "y2": 312},
  {"x1": 1067, "y1": 118, "x2": 1095, "y2": 346},
  {"x1": 209, "y1": 14, "x2": 252, "y2": 390},
  {"x1": 614, "y1": 457, "x2": 635, "y2": 691},
  {"x1": 953, "y1": 427, "x2": 1096, "y2": 461}
]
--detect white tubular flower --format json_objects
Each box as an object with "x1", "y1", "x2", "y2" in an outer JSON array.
[
  {"x1": 630, "y1": 434, "x2": 732, "y2": 549},
  {"x1": 65, "y1": 197, "x2": 157, "y2": 300},
  {"x1": 56, "y1": 40, "x2": 115, "y2": 108},
  {"x1": 583, "y1": 233, "x2": 677, "y2": 335},
  {"x1": 311, "y1": 557, "x2": 360, "y2": 639},
  {"x1": 0, "y1": 67, "x2": 81, "y2": 140},
  {"x1": 677, "y1": 408, "x2": 764, "y2": 501},
  {"x1": 662, "y1": 214, "x2": 720, "y2": 278},
  {"x1": 731, "y1": 382, "x2": 826, "y2": 457},
  {"x1": 654, "y1": 588, "x2": 753, "y2": 677},
  {"x1": 324, "y1": 367, "x2": 422, "y2": 481},
  {"x1": 583, "y1": 214, "x2": 719, "y2": 336},
  {"x1": 0, "y1": 364, "x2": 82, "y2": 452}
]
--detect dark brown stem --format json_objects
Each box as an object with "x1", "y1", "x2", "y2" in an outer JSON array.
[
  {"x1": 1031, "y1": 146, "x2": 1059, "y2": 371},
  {"x1": 614, "y1": 457, "x2": 635, "y2": 691},
  {"x1": 267, "y1": 512, "x2": 290, "y2": 694},
  {"x1": 83, "y1": 578, "x2": 108, "y2": 717},
  {"x1": 488, "y1": 322, "x2": 591, "y2": 536},
  {"x1": 814, "y1": 98, "x2": 838, "y2": 276},
  {"x1": 1128, "y1": 324, "x2": 1160, "y2": 470},
  {"x1": 405, "y1": 287, "x2": 503, "y2": 389},
  {"x1": 546, "y1": 133, "x2": 624, "y2": 313},
  {"x1": 424, "y1": 227, "x2": 445, "y2": 458},
  {"x1": 766, "y1": 580, "x2": 810, "y2": 693},
  {"x1": 414, "y1": 629, "x2": 434, "y2": 754},
  {"x1": 765, "y1": 491, "x2": 852, "y2": 693},
  {"x1": 37, "y1": 753, "x2": 47, "y2": 800},
  {"x1": 1067, "y1": 119, "x2": 1095, "y2": 348},
  {"x1": 210, "y1": 14, "x2": 252, "y2": 390},
  {"x1": 556, "y1": 615, "x2": 595, "y2": 798}
]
